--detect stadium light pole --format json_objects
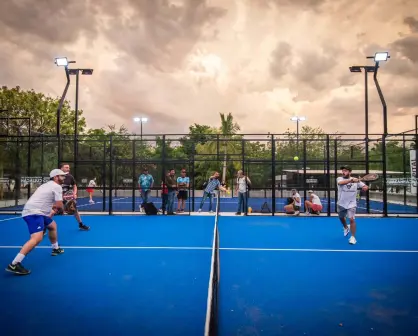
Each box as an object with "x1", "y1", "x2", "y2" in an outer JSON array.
[
  {"x1": 367, "y1": 51, "x2": 390, "y2": 216},
  {"x1": 133, "y1": 117, "x2": 148, "y2": 141},
  {"x1": 349, "y1": 64, "x2": 375, "y2": 214},
  {"x1": 55, "y1": 57, "x2": 76, "y2": 165},
  {"x1": 68, "y1": 67, "x2": 94, "y2": 172},
  {"x1": 290, "y1": 116, "x2": 306, "y2": 154}
]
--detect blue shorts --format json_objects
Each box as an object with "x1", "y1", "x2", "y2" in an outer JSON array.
[{"x1": 23, "y1": 215, "x2": 54, "y2": 235}]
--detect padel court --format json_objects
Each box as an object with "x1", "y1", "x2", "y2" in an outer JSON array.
[{"x1": 0, "y1": 214, "x2": 417, "y2": 335}]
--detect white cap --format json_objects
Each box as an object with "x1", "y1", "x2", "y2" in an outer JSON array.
[{"x1": 49, "y1": 169, "x2": 68, "y2": 178}]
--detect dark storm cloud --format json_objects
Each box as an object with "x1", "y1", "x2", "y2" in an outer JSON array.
[
  {"x1": 404, "y1": 16, "x2": 418, "y2": 32},
  {"x1": 102, "y1": 0, "x2": 227, "y2": 71},
  {"x1": 391, "y1": 35, "x2": 418, "y2": 63},
  {"x1": 386, "y1": 84, "x2": 418, "y2": 109},
  {"x1": 250, "y1": 0, "x2": 327, "y2": 9},
  {"x1": 0, "y1": 0, "x2": 99, "y2": 44},
  {"x1": 293, "y1": 51, "x2": 338, "y2": 90},
  {"x1": 269, "y1": 42, "x2": 292, "y2": 79}
]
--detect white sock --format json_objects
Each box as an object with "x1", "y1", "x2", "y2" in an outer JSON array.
[
  {"x1": 52, "y1": 242, "x2": 59, "y2": 249},
  {"x1": 12, "y1": 253, "x2": 25, "y2": 265}
]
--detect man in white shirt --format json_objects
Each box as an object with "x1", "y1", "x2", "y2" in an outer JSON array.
[
  {"x1": 284, "y1": 189, "x2": 301, "y2": 215},
  {"x1": 235, "y1": 170, "x2": 251, "y2": 215},
  {"x1": 305, "y1": 190, "x2": 323, "y2": 215},
  {"x1": 337, "y1": 165, "x2": 368, "y2": 245},
  {"x1": 5, "y1": 169, "x2": 67, "y2": 275}
]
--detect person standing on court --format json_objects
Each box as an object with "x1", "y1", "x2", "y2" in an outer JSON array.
[
  {"x1": 138, "y1": 168, "x2": 154, "y2": 211},
  {"x1": 235, "y1": 170, "x2": 251, "y2": 215},
  {"x1": 5, "y1": 169, "x2": 67, "y2": 275},
  {"x1": 86, "y1": 177, "x2": 97, "y2": 204},
  {"x1": 176, "y1": 169, "x2": 190, "y2": 213},
  {"x1": 60, "y1": 163, "x2": 90, "y2": 231},
  {"x1": 337, "y1": 165, "x2": 368, "y2": 245},
  {"x1": 198, "y1": 172, "x2": 227, "y2": 213},
  {"x1": 165, "y1": 169, "x2": 177, "y2": 215}
]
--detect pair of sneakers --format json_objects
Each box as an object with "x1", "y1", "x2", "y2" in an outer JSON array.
[
  {"x1": 5, "y1": 247, "x2": 64, "y2": 276},
  {"x1": 344, "y1": 225, "x2": 357, "y2": 245}
]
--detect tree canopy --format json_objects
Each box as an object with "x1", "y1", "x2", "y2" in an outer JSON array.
[{"x1": 0, "y1": 86, "x2": 412, "y2": 193}]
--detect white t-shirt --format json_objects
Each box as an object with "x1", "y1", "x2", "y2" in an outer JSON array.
[
  {"x1": 310, "y1": 193, "x2": 322, "y2": 205},
  {"x1": 237, "y1": 177, "x2": 250, "y2": 193},
  {"x1": 293, "y1": 193, "x2": 301, "y2": 206},
  {"x1": 22, "y1": 181, "x2": 63, "y2": 217},
  {"x1": 337, "y1": 177, "x2": 365, "y2": 209},
  {"x1": 88, "y1": 180, "x2": 96, "y2": 187}
]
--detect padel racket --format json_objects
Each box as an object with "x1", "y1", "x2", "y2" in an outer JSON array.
[
  {"x1": 63, "y1": 190, "x2": 75, "y2": 201},
  {"x1": 358, "y1": 173, "x2": 379, "y2": 182},
  {"x1": 64, "y1": 200, "x2": 77, "y2": 215}
]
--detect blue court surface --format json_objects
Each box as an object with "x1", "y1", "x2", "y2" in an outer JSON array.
[
  {"x1": 1, "y1": 214, "x2": 418, "y2": 336},
  {"x1": 2, "y1": 196, "x2": 417, "y2": 214}
]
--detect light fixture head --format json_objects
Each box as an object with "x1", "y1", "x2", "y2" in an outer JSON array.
[
  {"x1": 55, "y1": 57, "x2": 68, "y2": 67},
  {"x1": 374, "y1": 52, "x2": 389, "y2": 62}
]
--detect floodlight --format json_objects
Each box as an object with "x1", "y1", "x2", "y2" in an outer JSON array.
[
  {"x1": 349, "y1": 66, "x2": 362, "y2": 73},
  {"x1": 290, "y1": 116, "x2": 306, "y2": 121},
  {"x1": 133, "y1": 117, "x2": 148, "y2": 123},
  {"x1": 55, "y1": 57, "x2": 68, "y2": 67},
  {"x1": 374, "y1": 52, "x2": 389, "y2": 62},
  {"x1": 81, "y1": 69, "x2": 94, "y2": 75}
]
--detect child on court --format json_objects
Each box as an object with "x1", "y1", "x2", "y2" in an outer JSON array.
[{"x1": 5, "y1": 169, "x2": 67, "y2": 275}]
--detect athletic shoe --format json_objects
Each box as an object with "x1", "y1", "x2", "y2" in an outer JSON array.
[
  {"x1": 349, "y1": 236, "x2": 357, "y2": 245},
  {"x1": 51, "y1": 248, "x2": 65, "y2": 256},
  {"x1": 344, "y1": 226, "x2": 350, "y2": 237},
  {"x1": 5, "y1": 262, "x2": 31, "y2": 275},
  {"x1": 79, "y1": 223, "x2": 90, "y2": 231}
]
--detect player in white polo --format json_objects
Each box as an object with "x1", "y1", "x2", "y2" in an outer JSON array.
[
  {"x1": 5, "y1": 169, "x2": 67, "y2": 275},
  {"x1": 337, "y1": 165, "x2": 368, "y2": 245}
]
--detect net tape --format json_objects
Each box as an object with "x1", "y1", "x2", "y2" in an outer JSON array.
[{"x1": 204, "y1": 190, "x2": 220, "y2": 336}]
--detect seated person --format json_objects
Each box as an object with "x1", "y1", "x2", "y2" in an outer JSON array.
[
  {"x1": 284, "y1": 189, "x2": 301, "y2": 215},
  {"x1": 305, "y1": 190, "x2": 323, "y2": 215}
]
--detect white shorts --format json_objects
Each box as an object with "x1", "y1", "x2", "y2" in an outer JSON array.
[{"x1": 338, "y1": 206, "x2": 356, "y2": 219}]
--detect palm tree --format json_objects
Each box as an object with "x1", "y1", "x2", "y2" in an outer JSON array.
[{"x1": 219, "y1": 113, "x2": 240, "y2": 183}]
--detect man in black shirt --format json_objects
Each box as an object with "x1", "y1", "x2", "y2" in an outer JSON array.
[{"x1": 60, "y1": 163, "x2": 90, "y2": 231}]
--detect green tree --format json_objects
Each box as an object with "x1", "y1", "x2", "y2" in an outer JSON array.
[{"x1": 0, "y1": 86, "x2": 87, "y2": 199}]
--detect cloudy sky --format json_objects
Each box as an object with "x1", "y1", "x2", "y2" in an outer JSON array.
[{"x1": 1, "y1": 0, "x2": 417, "y2": 136}]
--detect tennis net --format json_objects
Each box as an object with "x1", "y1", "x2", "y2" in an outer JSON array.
[{"x1": 204, "y1": 190, "x2": 221, "y2": 336}]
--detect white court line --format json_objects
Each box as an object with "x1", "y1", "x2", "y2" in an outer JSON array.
[
  {"x1": 0, "y1": 245, "x2": 416, "y2": 253},
  {"x1": 0, "y1": 217, "x2": 20, "y2": 223}
]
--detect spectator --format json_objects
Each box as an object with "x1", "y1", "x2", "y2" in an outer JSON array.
[
  {"x1": 284, "y1": 189, "x2": 301, "y2": 215},
  {"x1": 198, "y1": 172, "x2": 226, "y2": 213},
  {"x1": 165, "y1": 169, "x2": 177, "y2": 215},
  {"x1": 304, "y1": 190, "x2": 323, "y2": 215},
  {"x1": 176, "y1": 169, "x2": 190, "y2": 213},
  {"x1": 160, "y1": 171, "x2": 169, "y2": 213},
  {"x1": 138, "y1": 168, "x2": 154, "y2": 212},
  {"x1": 235, "y1": 170, "x2": 251, "y2": 215}
]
